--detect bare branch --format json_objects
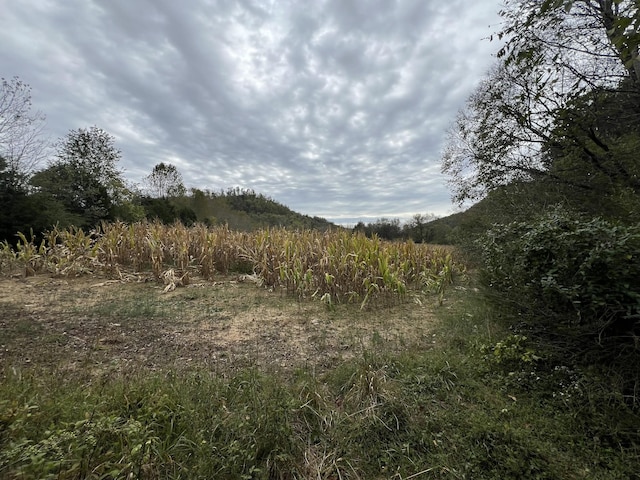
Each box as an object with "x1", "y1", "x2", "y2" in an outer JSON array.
[{"x1": 0, "y1": 77, "x2": 49, "y2": 181}]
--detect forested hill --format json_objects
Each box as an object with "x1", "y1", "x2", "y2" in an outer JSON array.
[
  {"x1": 169, "y1": 187, "x2": 336, "y2": 232},
  {"x1": 419, "y1": 184, "x2": 541, "y2": 245},
  {"x1": 0, "y1": 178, "x2": 336, "y2": 245},
  {"x1": 1, "y1": 107, "x2": 339, "y2": 243}
]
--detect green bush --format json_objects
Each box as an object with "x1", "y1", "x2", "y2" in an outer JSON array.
[{"x1": 479, "y1": 208, "x2": 640, "y2": 335}]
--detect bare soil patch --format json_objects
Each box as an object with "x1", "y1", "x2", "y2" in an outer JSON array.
[{"x1": 0, "y1": 274, "x2": 439, "y2": 376}]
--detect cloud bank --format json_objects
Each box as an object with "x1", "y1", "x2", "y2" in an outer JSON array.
[{"x1": 1, "y1": 0, "x2": 501, "y2": 224}]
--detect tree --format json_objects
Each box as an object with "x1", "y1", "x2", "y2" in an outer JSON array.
[
  {"x1": 0, "y1": 154, "x2": 29, "y2": 241},
  {"x1": 442, "y1": 0, "x2": 640, "y2": 205},
  {"x1": 546, "y1": 83, "x2": 640, "y2": 198},
  {"x1": 353, "y1": 218, "x2": 404, "y2": 240},
  {"x1": 144, "y1": 162, "x2": 186, "y2": 198},
  {"x1": 0, "y1": 77, "x2": 48, "y2": 185},
  {"x1": 0, "y1": 155, "x2": 82, "y2": 243},
  {"x1": 31, "y1": 127, "x2": 127, "y2": 227},
  {"x1": 403, "y1": 213, "x2": 438, "y2": 243},
  {"x1": 497, "y1": 0, "x2": 639, "y2": 87}
]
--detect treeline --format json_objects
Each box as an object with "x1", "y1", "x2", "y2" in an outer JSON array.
[
  {"x1": 1, "y1": 149, "x2": 334, "y2": 244},
  {"x1": 350, "y1": 214, "x2": 452, "y2": 244}
]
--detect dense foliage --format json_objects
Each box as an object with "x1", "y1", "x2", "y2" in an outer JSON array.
[
  {"x1": 480, "y1": 209, "x2": 640, "y2": 335},
  {"x1": 441, "y1": 0, "x2": 640, "y2": 340},
  {"x1": 30, "y1": 127, "x2": 129, "y2": 228}
]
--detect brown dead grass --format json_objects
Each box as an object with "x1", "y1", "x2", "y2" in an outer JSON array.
[{"x1": 0, "y1": 273, "x2": 440, "y2": 377}]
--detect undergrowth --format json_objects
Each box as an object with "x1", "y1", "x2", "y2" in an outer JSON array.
[{"x1": 1, "y1": 287, "x2": 639, "y2": 479}]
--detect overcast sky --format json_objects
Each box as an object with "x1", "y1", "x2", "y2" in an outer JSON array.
[{"x1": 1, "y1": 0, "x2": 501, "y2": 225}]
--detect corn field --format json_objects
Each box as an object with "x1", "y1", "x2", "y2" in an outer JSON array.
[{"x1": 0, "y1": 221, "x2": 460, "y2": 307}]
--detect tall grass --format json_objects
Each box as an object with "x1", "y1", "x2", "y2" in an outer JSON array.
[
  {"x1": 2, "y1": 325, "x2": 639, "y2": 479},
  {"x1": 0, "y1": 221, "x2": 460, "y2": 307}
]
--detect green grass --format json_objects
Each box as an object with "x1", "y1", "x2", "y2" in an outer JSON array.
[{"x1": 1, "y1": 282, "x2": 639, "y2": 479}]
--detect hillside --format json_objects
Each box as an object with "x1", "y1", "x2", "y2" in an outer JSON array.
[
  {"x1": 422, "y1": 199, "x2": 500, "y2": 245},
  {"x1": 0, "y1": 183, "x2": 336, "y2": 246},
  {"x1": 423, "y1": 181, "x2": 585, "y2": 244},
  {"x1": 169, "y1": 187, "x2": 336, "y2": 231}
]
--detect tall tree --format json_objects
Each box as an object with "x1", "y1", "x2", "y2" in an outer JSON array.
[
  {"x1": 144, "y1": 162, "x2": 186, "y2": 198},
  {"x1": 31, "y1": 127, "x2": 127, "y2": 227},
  {"x1": 0, "y1": 77, "x2": 48, "y2": 186},
  {"x1": 442, "y1": 0, "x2": 640, "y2": 204}
]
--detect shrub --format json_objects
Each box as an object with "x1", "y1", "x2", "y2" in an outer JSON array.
[{"x1": 479, "y1": 208, "x2": 640, "y2": 335}]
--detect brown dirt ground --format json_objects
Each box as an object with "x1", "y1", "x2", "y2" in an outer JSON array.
[{"x1": 0, "y1": 273, "x2": 440, "y2": 377}]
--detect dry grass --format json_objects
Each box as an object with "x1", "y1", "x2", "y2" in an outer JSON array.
[{"x1": 0, "y1": 273, "x2": 440, "y2": 376}]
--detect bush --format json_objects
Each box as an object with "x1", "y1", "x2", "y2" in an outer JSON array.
[{"x1": 479, "y1": 208, "x2": 640, "y2": 335}]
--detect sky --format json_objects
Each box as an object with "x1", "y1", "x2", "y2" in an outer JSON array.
[{"x1": 1, "y1": 0, "x2": 502, "y2": 225}]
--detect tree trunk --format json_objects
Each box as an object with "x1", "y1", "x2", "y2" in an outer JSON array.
[{"x1": 597, "y1": 0, "x2": 640, "y2": 85}]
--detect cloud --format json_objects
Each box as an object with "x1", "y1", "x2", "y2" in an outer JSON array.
[{"x1": 0, "y1": 0, "x2": 501, "y2": 224}]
